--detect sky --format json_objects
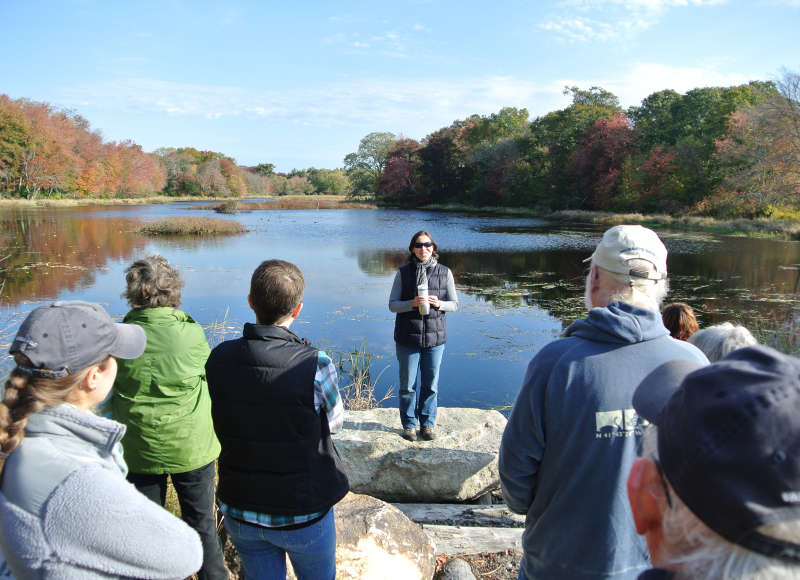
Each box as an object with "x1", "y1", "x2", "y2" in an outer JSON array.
[{"x1": 1, "y1": 0, "x2": 798, "y2": 172}]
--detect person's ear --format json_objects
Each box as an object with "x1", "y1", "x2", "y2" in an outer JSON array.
[
  {"x1": 291, "y1": 302, "x2": 303, "y2": 319},
  {"x1": 628, "y1": 458, "x2": 663, "y2": 533},
  {"x1": 247, "y1": 294, "x2": 254, "y2": 311},
  {"x1": 82, "y1": 365, "x2": 100, "y2": 391}
]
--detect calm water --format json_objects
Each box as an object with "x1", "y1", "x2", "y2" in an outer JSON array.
[{"x1": 2, "y1": 203, "x2": 800, "y2": 410}]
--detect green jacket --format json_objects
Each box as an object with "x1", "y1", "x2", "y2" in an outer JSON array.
[{"x1": 112, "y1": 307, "x2": 221, "y2": 474}]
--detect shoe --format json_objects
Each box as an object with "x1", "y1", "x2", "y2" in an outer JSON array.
[
  {"x1": 401, "y1": 428, "x2": 417, "y2": 442},
  {"x1": 420, "y1": 427, "x2": 436, "y2": 441}
]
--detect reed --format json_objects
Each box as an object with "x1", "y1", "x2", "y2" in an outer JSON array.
[
  {"x1": 136, "y1": 217, "x2": 248, "y2": 236},
  {"x1": 332, "y1": 340, "x2": 394, "y2": 411}
]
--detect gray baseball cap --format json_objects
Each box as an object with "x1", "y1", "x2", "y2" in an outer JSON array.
[{"x1": 10, "y1": 300, "x2": 146, "y2": 378}]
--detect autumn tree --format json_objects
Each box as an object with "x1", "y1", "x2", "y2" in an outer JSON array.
[
  {"x1": 377, "y1": 138, "x2": 422, "y2": 205},
  {"x1": 712, "y1": 71, "x2": 800, "y2": 216},
  {"x1": 565, "y1": 113, "x2": 636, "y2": 210}
]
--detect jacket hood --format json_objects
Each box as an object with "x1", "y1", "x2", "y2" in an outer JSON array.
[{"x1": 564, "y1": 301, "x2": 668, "y2": 345}]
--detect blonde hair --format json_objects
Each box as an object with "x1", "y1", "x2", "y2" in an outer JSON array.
[
  {"x1": 0, "y1": 353, "x2": 110, "y2": 471},
  {"x1": 642, "y1": 427, "x2": 800, "y2": 578}
]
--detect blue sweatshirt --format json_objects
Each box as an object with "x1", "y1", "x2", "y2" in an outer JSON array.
[{"x1": 499, "y1": 302, "x2": 708, "y2": 579}]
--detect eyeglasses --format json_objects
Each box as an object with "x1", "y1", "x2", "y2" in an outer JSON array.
[
  {"x1": 414, "y1": 242, "x2": 433, "y2": 249},
  {"x1": 653, "y1": 458, "x2": 674, "y2": 509}
]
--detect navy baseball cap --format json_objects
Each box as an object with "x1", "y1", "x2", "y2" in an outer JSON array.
[
  {"x1": 10, "y1": 301, "x2": 146, "y2": 378},
  {"x1": 633, "y1": 345, "x2": 800, "y2": 563}
]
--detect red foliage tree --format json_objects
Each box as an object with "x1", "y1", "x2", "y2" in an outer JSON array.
[{"x1": 565, "y1": 113, "x2": 636, "y2": 210}]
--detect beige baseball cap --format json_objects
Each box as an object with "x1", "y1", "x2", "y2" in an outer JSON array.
[{"x1": 584, "y1": 225, "x2": 667, "y2": 283}]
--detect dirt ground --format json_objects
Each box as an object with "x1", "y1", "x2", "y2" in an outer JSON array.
[{"x1": 435, "y1": 551, "x2": 522, "y2": 579}]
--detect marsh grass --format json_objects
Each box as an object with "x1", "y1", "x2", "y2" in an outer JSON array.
[
  {"x1": 136, "y1": 217, "x2": 249, "y2": 236},
  {"x1": 193, "y1": 196, "x2": 377, "y2": 211},
  {"x1": 332, "y1": 341, "x2": 394, "y2": 410},
  {"x1": 751, "y1": 312, "x2": 800, "y2": 356},
  {"x1": 0, "y1": 195, "x2": 232, "y2": 208},
  {"x1": 422, "y1": 204, "x2": 800, "y2": 239},
  {"x1": 551, "y1": 210, "x2": 800, "y2": 239},
  {"x1": 213, "y1": 200, "x2": 240, "y2": 214}
]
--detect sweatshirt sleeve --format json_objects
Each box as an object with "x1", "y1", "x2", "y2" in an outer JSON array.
[
  {"x1": 44, "y1": 465, "x2": 202, "y2": 579},
  {"x1": 436, "y1": 268, "x2": 459, "y2": 312},
  {"x1": 388, "y1": 270, "x2": 414, "y2": 313},
  {"x1": 499, "y1": 355, "x2": 549, "y2": 515}
]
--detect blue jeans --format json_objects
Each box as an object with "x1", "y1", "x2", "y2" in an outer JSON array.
[
  {"x1": 223, "y1": 509, "x2": 336, "y2": 580},
  {"x1": 127, "y1": 461, "x2": 228, "y2": 580},
  {"x1": 396, "y1": 343, "x2": 445, "y2": 429}
]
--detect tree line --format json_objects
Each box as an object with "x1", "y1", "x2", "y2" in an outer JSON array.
[
  {"x1": 3, "y1": 70, "x2": 798, "y2": 214},
  {"x1": 346, "y1": 70, "x2": 800, "y2": 218},
  {"x1": 0, "y1": 96, "x2": 352, "y2": 200}
]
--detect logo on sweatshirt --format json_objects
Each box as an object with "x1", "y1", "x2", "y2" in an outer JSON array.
[{"x1": 594, "y1": 409, "x2": 644, "y2": 439}]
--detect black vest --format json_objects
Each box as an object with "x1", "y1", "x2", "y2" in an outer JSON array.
[
  {"x1": 206, "y1": 323, "x2": 349, "y2": 515},
  {"x1": 393, "y1": 262, "x2": 449, "y2": 348}
]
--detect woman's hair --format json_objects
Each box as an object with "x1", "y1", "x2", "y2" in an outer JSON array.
[
  {"x1": 662, "y1": 302, "x2": 699, "y2": 341},
  {"x1": 122, "y1": 254, "x2": 183, "y2": 310},
  {"x1": 407, "y1": 230, "x2": 439, "y2": 262},
  {"x1": 0, "y1": 354, "x2": 111, "y2": 471},
  {"x1": 642, "y1": 427, "x2": 800, "y2": 579},
  {"x1": 688, "y1": 322, "x2": 757, "y2": 362}
]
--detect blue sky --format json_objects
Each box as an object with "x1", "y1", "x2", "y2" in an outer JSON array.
[{"x1": 2, "y1": 0, "x2": 798, "y2": 172}]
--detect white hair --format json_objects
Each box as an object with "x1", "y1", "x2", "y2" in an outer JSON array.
[
  {"x1": 688, "y1": 322, "x2": 758, "y2": 362},
  {"x1": 641, "y1": 428, "x2": 800, "y2": 579},
  {"x1": 585, "y1": 258, "x2": 669, "y2": 311}
]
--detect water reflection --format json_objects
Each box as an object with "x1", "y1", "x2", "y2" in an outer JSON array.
[{"x1": 0, "y1": 211, "x2": 147, "y2": 303}]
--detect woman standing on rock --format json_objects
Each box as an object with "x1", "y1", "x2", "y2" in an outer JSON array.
[{"x1": 389, "y1": 231, "x2": 459, "y2": 442}]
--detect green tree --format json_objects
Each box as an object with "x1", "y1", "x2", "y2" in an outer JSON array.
[
  {"x1": 254, "y1": 162, "x2": 275, "y2": 176},
  {"x1": 0, "y1": 95, "x2": 29, "y2": 194},
  {"x1": 344, "y1": 131, "x2": 396, "y2": 192}
]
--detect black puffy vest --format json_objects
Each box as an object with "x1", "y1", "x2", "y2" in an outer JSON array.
[
  {"x1": 393, "y1": 262, "x2": 449, "y2": 348},
  {"x1": 205, "y1": 323, "x2": 349, "y2": 515}
]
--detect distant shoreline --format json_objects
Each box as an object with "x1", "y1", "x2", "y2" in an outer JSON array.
[
  {"x1": 2, "y1": 196, "x2": 798, "y2": 239},
  {"x1": 420, "y1": 203, "x2": 800, "y2": 240}
]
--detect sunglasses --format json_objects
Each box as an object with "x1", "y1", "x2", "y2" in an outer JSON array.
[{"x1": 414, "y1": 242, "x2": 434, "y2": 249}]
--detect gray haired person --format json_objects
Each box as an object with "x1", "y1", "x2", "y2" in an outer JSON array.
[
  {"x1": 629, "y1": 346, "x2": 800, "y2": 579},
  {"x1": 500, "y1": 225, "x2": 707, "y2": 579},
  {"x1": 688, "y1": 321, "x2": 757, "y2": 362}
]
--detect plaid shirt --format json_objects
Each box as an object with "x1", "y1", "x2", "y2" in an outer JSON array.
[{"x1": 218, "y1": 350, "x2": 343, "y2": 528}]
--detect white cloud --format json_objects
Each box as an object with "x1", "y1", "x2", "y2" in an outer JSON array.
[
  {"x1": 606, "y1": 62, "x2": 749, "y2": 106},
  {"x1": 543, "y1": 0, "x2": 727, "y2": 42},
  {"x1": 56, "y1": 61, "x2": 753, "y2": 149}
]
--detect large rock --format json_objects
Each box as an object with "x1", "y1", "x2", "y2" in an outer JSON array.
[
  {"x1": 334, "y1": 492, "x2": 436, "y2": 579},
  {"x1": 333, "y1": 407, "x2": 507, "y2": 502},
  {"x1": 285, "y1": 493, "x2": 435, "y2": 580}
]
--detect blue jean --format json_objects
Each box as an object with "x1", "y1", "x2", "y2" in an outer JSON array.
[
  {"x1": 396, "y1": 343, "x2": 445, "y2": 429},
  {"x1": 223, "y1": 509, "x2": 336, "y2": 580}
]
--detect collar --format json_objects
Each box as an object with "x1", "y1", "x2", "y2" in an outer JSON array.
[
  {"x1": 243, "y1": 322, "x2": 309, "y2": 345},
  {"x1": 26, "y1": 404, "x2": 126, "y2": 456}
]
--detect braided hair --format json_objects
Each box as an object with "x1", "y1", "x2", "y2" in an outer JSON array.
[{"x1": 0, "y1": 353, "x2": 109, "y2": 471}]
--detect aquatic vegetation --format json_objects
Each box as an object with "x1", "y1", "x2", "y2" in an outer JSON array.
[
  {"x1": 137, "y1": 217, "x2": 248, "y2": 236},
  {"x1": 330, "y1": 341, "x2": 394, "y2": 411}
]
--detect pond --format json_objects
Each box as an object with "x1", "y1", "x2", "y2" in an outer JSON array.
[{"x1": 2, "y1": 202, "x2": 800, "y2": 411}]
